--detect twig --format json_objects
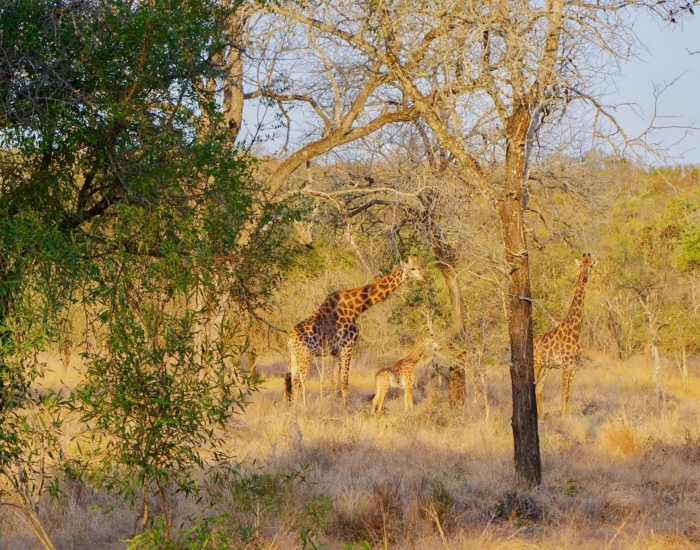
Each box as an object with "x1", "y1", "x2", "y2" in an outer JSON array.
[{"x1": 249, "y1": 310, "x2": 287, "y2": 333}]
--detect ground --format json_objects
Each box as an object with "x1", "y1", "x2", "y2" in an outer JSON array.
[{"x1": 2, "y1": 350, "x2": 700, "y2": 549}]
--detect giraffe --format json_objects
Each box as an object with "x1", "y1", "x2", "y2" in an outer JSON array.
[
  {"x1": 534, "y1": 253, "x2": 598, "y2": 418},
  {"x1": 286, "y1": 256, "x2": 429, "y2": 407},
  {"x1": 371, "y1": 336, "x2": 439, "y2": 413}
]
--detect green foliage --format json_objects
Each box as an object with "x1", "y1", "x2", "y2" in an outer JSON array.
[
  {"x1": 663, "y1": 194, "x2": 700, "y2": 271},
  {"x1": 124, "y1": 465, "x2": 333, "y2": 549},
  {"x1": 126, "y1": 515, "x2": 235, "y2": 550},
  {"x1": 0, "y1": 0, "x2": 299, "y2": 544},
  {"x1": 341, "y1": 543, "x2": 375, "y2": 550},
  {"x1": 202, "y1": 464, "x2": 332, "y2": 549},
  {"x1": 0, "y1": 0, "x2": 294, "y2": 319},
  {"x1": 0, "y1": 391, "x2": 69, "y2": 510},
  {"x1": 0, "y1": 214, "x2": 73, "y2": 507},
  {"x1": 296, "y1": 495, "x2": 332, "y2": 550},
  {"x1": 73, "y1": 299, "x2": 253, "y2": 503},
  {"x1": 419, "y1": 476, "x2": 454, "y2": 533},
  {"x1": 388, "y1": 256, "x2": 447, "y2": 334}
]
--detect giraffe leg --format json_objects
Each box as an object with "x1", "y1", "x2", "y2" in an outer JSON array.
[
  {"x1": 560, "y1": 366, "x2": 571, "y2": 417},
  {"x1": 290, "y1": 349, "x2": 312, "y2": 407},
  {"x1": 286, "y1": 340, "x2": 296, "y2": 403},
  {"x1": 372, "y1": 374, "x2": 387, "y2": 413},
  {"x1": 377, "y1": 378, "x2": 388, "y2": 412},
  {"x1": 284, "y1": 372, "x2": 293, "y2": 403},
  {"x1": 405, "y1": 387, "x2": 413, "y2": 411},
  {"x1": 338, "y1": 347, "x2": 353, "y2": 409},
  {"x1": 562, "y1": 363, "x2": 579, "y2": 417},
  {"x1": 371, "y1": 391, "x2": 379, "y2": 414},
  {"x1": 535, "y1": 367, "x2": 551, "y2": 418},
  {"x1": 373, "y1": 388, "x2": 386, "y2": 413},
  {"x1": 292, "y1": 370, "x2": 307, "y2": 406},
  {"x1": 331, "y1": 357, "x2": 341, "y2": 397}
]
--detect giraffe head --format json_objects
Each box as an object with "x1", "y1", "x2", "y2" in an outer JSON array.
[
  {"x1": 574, "y1": 253, "x2": 598, "y2": 283},
  {"x1": 399, "y1": 256, "x2": 429, "y2": 283},
  {"x1": 423, "y1": 336, "x2": 440, "y2": 353}
]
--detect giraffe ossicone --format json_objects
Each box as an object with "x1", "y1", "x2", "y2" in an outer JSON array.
[
  {"x1": 534, "y1": 252, "x2": 598, "y2": 418},
  {"x1": 371, "y1": 336, "x2": 439, "y2": 413},
  {"x1": 286, "y1": 256, "x2": 429, "y2": 408}
]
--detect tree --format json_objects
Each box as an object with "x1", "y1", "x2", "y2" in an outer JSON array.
[
  {"x1": 0, "y1": 0, "x2": 297, "y2": 542},
  {"x1": 0, "y1": 0, "x2": 289, "y2": 383}
]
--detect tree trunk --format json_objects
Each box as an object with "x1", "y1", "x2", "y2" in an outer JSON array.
[
  {"x1": 223, "y1": 12, "x2": 246, "y2": 144},
  {"x1": 432, "y1": 238, "x2": 465, "y2": 338},
  {"x1": 441, "y1": 265, "x2": 464, "y2": 336},
  {"x1": 498, "y1": 108, "x2": 541, "y2": 489}
]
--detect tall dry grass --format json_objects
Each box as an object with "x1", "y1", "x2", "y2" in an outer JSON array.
[{"x1": 3, "y1": 348, "x2": 700, "y2": 549}]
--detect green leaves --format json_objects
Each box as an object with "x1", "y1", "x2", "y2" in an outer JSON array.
[
  {"x1": 1, "y1": 0, "x2": 298, "y2": 544},
  {"x1": 72, "y1": 290, "x2": 256, "y2": 540}
]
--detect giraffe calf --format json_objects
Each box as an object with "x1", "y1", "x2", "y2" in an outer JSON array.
[{"x1": 371, "y1": 337, "x2": 439, "y2": 413}]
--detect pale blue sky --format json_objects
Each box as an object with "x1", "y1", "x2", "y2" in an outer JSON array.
[
  {"x1": 242, "y1": 12, "x2": 700, "y2": 166},
  {"x1": 614, "y1": 13, "x2": 700, "y2": 165}
]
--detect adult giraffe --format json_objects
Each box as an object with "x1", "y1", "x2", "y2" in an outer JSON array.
[
  {"x1": 534, "y1": 253, "x2": 598, "y2": 418},
  {"x1": 286, "y1": 256, "x2": 428, "y2": 407}
]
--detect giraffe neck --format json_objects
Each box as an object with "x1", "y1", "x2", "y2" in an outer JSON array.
[
  {"x1": 559, "y1": 271, "x2": 589, "y2": 336},
  {"x1": 404, "y1": 342, "x2": 425, "y2": 365},
  {"x1": 357, "y1": 266, "x2": 406, "y2": 313}
]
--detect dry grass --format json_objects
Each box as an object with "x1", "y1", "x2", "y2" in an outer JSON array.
[{"x1": 4, "y1": 349, "x2": 700, "y2": 549}]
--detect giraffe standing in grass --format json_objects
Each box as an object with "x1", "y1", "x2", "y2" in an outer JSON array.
[
  {"x1": 371, "y1": 337, "x2": 439, "y2": 413},
  {"x1": 534, "y1": 253, "x2": 598, "y2": 418},
  {"x1": 286, "y1": 257, "x2": 429, "y2": 407}
]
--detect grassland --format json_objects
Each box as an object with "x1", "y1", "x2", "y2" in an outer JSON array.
[{"x1": 3, "y1": 348, "x2": 700, "y2": 549}]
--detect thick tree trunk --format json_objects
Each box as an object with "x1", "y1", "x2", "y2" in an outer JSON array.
[
  {"x1": 498, "y1": 108, "x2": 541, "y2": 489},
  {"x1": 432, "y1": 238, "x2": 465, "y2": 338}
]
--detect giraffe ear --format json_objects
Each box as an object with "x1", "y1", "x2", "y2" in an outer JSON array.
[
  {"x1": 591, "y1": 260, "x2": 599, "y2": 268},
  {"x1": 575, "y1": 259, "x2": 582, "y2": 268}
]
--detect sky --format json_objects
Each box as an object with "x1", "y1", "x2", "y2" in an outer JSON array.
[
  {"x1": 241, "y1": 11, "x2": 700, "y2": 167},
  {"x1": 613, "y1": 13, "x2": 700, "y2": 165}
]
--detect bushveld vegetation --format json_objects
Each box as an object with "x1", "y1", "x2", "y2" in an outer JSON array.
[
  {"x1": 4, "y1": 157, "x2": 700, "y2": 549},
  {"x1": 1, "y1": 0, "x2": 699, "y2": 548}
]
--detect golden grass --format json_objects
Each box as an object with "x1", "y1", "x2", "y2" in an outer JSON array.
[{"x1": 4, "y1": 349, "x2": 700, "y2": 548}]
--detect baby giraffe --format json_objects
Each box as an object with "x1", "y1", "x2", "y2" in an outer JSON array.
[{"x1": 371, "y1": 337, "x2": 439, "y2": 413}]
